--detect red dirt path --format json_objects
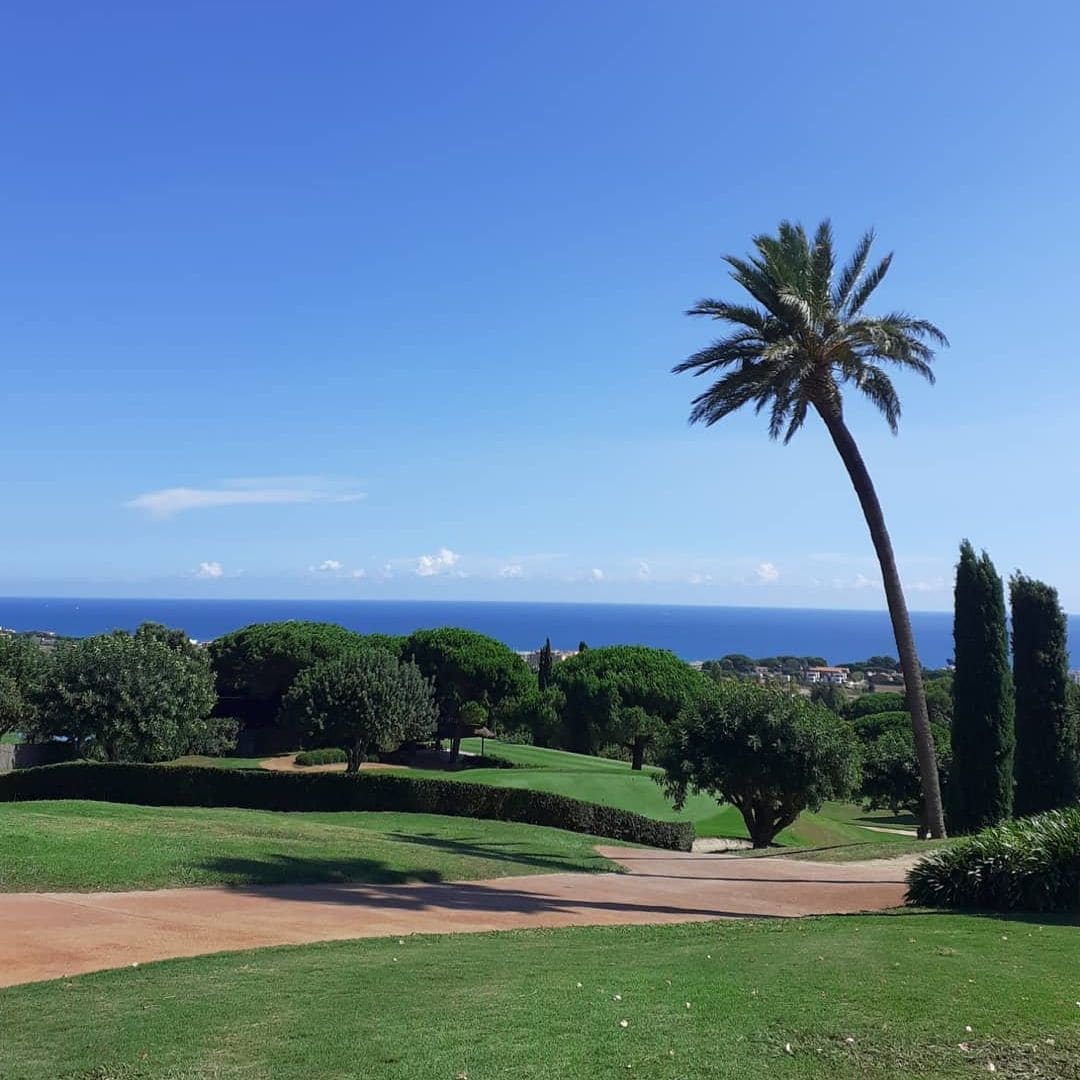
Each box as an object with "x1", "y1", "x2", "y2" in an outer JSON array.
[{"x1": 0, "y1": 848, "x2": 912, "y2": 988}]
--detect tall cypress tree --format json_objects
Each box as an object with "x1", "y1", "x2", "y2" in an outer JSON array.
[
  {"x1": 537, "y1": 637, "x2": 554, "y2": 691},
  {"x1": 949, "y1": 541, "x2": 1014, "y2": 833},
  {"x1": 1010, "y1": 573, "x2": 1079, "y2": 815}
]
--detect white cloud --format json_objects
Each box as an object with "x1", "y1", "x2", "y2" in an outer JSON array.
[
  {"x1": 416, "y1": 548, "x2": 461, "y2": 577},
  {"x1": 127, "y1": 477, "x2": 365, "y2": 519},
  {"x1": 852, "y1": 572, "x2": 876, "y2": 589},
  {"x1": 636, "y1": 560, "x2": 652, "y2": 581},
  {"x1": 911, "y1": 577, "x2": 945, "y2": 592},
  {"x1": 195, "y1": 561, "x2": 223, "y2": 579},
  {"x1": 499, "y1": 564, "x2": 524, "y2": 579},
  {"x1": 350, "y1": 569, "x2": 367, "y2": 580},
  {"x1": 756, "y1": 561, "x2": 780, "y2": 584},
  {"x1": 688, "y1": 572, "x2": 713, "y2": 585},
  {"x1": 590, "y1": 568, "x2": 605, "y2": 582},
  {"x1": 315, "y1": 559, "x2": 343, "y2": 573}
]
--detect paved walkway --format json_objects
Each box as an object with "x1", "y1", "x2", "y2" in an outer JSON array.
[{"x1": 0, "y1": 848, "x2": 912, "y2": 988}]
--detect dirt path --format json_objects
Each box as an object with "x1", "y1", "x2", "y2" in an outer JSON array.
[{"x1": 0, "y1": 848, "x2": 913, "y2": 988}]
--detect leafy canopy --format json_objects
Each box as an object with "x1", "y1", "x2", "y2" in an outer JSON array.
[
  {"x1": 401, "y1": 628, "x2": 534, "y2": 720},
  {"x1": 673, "y1": 219, "x2": 947, "y2": 439},
  {"x1": 658, "y1": 680, "x2": 860, "y2": 848},
  {"x1": 552, "y1": 645, "x2": 705, "y2": 761},
  {"x1": 35, "y1": 631, "x2": 219, "y2": 762}
]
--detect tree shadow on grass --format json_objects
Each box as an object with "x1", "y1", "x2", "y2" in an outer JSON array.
[
  {"x1": 198, "y1": 854, "x2": 446, "y2": 887},
  {"x1": 383, "y1": 831, "x2": 616, "y2": 874}
]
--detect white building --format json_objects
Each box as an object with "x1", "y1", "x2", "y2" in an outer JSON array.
[{"x1": 804, "y1": 666, "x2": 850, "y2": 686}]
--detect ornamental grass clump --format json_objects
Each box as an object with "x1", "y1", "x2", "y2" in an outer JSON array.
[{"x1": 906, "y1": 808, "x2": 1080, "y2": 912}]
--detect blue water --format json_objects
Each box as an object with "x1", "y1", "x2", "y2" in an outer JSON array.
[{"x1": 0, "y1": 597, "x2": 978, "y2": 667}]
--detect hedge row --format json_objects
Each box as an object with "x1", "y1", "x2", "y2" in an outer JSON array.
[{"x1": 0, "y1": 762, "x2": 694, "y2": 851}]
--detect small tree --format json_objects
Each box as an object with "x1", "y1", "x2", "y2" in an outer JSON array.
[
  {"x1": 36, "y1": 632, "x2": 217, "y2": 761},
  {"x1": 1011, "y1": 574, "x2": 1080, "y2": 815},
  {"x1": 493, "y1": 687, "x2": 564, "y2": 746},
  {"x1": 537, "y1": 638, "x2": 555, "y2": 691},
  {"x1": 863, "y1": 724, "x2": 952, "y2": 839},
  {"x1": 659, "y1": 681, "x2": 860, "y2": 847},
  {"x1": 279, "y1": 649, "x2": 436, "y2": 772},
  {"x1": 949, "y1": 542, "x2": 1014, "y2": 833}
]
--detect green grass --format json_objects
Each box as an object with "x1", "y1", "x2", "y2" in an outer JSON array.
[
  {"x1": 0, "y1": 800, "x2": 620, "y2": 891},
  {"x1": 406, "y1": 739, "x2": 917, "y2": 852},
  {"x1": 0, "y1": 731, "x2": 22, "y2": 744},
  {"x1": 1, "y1": 914, "x2": 1076, "y2": 1079}
]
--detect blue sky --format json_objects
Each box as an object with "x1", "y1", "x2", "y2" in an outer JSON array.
[{"x1": 3, "y1": 1, "x2": 1079, "y2": 608}]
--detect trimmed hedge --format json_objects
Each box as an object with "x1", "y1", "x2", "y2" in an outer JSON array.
[
  {"x1": 294, "y1": 748, "x2": 348, "y2": 766},
  {"x1": 906, "y1": 808, "x2": 1080, "y2": 912},
  {"x1": 0, "y1": 762, "x2": 694, "y2": 851}
]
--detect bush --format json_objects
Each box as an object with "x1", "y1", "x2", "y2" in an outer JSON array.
[
  {"x1": 906, "y1": 809, "x2": 1080, "y2": 912},
  {"x1": 0, "y1": 762, "x2": 694, "y2": 851},
  {"x1": 294, "y1": 748, "x2": 348, "y2": 766}
]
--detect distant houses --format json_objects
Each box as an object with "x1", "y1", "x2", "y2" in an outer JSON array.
[
  {"x1": 803, "y1": 665, "x2": 850, "y2": 686},
  {"x1": 520, "y1": 647, "x2": 578, "y2": 671}
]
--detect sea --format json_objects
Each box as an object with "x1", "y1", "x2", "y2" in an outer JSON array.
[{"x1": 0, "y1": 597, "x2": 996, "y2": 668}]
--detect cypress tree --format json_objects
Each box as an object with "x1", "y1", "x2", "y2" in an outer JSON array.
[
  {"x1": 949, "y1": 541, "x2": 1014, "y2": 833},
  {"x1": 1010, "y1": 573, "x2": 1079, "y2": 815},
  {"x1": 537, "y1": 637, "x2": 554, "y2": 691}
]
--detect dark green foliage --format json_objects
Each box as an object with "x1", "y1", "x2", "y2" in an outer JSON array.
[
  {"x1": 402, "y1": 629, "x2": 531, "y2": 765},
  {"x1": 1010, "y1": 574, "x2": 1079, "y2": 815},
  {"x1": 701, "y1": 654, "x2": 756, "y2": 676},
  {"x1": 658, "y1": 681, "x2": 860, "y2": 847},
  {"x1": 294, "y1": 748, "x2": 348, "y2": 766},
  {"x1": 577, "y1": 641, "x2": 587, "y2": 654},
  {"x1": 906, "y1": 808, "x2": 1080, "y2": 912},
  {"x1": 808, "y1": 683, "x2": 847, "y2": 714},
  {"x1": 0, "y1": 762, "x2": 694, "y2": 851},
  {"x1": 0, "y1": 634, "x2": 48, "y2": 736},
  {"x1": 492, "y1": 687, "x2": 564, "y2": 746},
  {"x1": 949, "y1": 542, "x2": 1014, "y2": 833},
  {"x1": 862, "y1": 723, "x2": 951, "y2": 838},
  {"x1": 852, "y1": 710, "x2": 911, "y2": 743},
  {"x1": 847, "y1": 692, "x2": 907, "y2": 720},
  {"x1": 842, "y1": 656, "x2": 901, "y2": 673},
  {"x1": 537, "y1": 638, "x2": 554, "y2": 691},
  {"x1": 208, "y1": 622, "x2": 381, "y2": 727},
  {"x1": 34, "y1": 632, "x2": 218, "y2": 762},
  {"x1": 552, "y1": 645, "x2": 705, "y2": 769},
  {"x1": 278, "y1": 650, "x2": 436, "y2": 771},
  {"x1": 402, "y1": 628, "x2": 534, "y2": 724}
]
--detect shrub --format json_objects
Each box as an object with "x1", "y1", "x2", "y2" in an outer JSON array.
[
  {"x1": 294, "y1": 748, "x2": 348, "y2": 766},
  {"x1": 906, "y1": 809, "x2": 1080, "y2": 912},
  {"x1": 0, "y1": 762, "x2": 694, "y2": 851},
  {"x1": 852, "y1": 710, "x2": 910, "y2": 743}
]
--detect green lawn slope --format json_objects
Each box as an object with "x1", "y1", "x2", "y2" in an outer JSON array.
[
  {"x1": 0, "y1": 800, "x2": 620, "y2": 892},
  {"x1": 1, "y1": 914, "x2": 1075, "y2": 1079}
]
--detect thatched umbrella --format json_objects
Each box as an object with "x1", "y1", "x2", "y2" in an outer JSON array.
[{"x1": 474, "y1": 726, "x2": 495, "y2": 756}]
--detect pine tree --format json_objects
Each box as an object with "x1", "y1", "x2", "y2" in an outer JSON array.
[
  {"x1": 948, "y1": 541, "x2": 1014, "y2": 833},
  {"x1": 1010, "y1": 574, "x2": 1079, "y2": 815},
  {"x1": 578, "y1": 640, "x2": 588, "y2": 654},
  {"x1": 537, "y1": 637, "x2": 554, "y2": 691}
]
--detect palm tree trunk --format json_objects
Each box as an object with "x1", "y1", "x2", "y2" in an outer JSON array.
[{"x1": 815, "y1": 402, "x2": 947, "y2": 839}]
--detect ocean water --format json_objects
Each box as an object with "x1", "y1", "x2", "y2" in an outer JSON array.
[{"x1": 0, "y1": 597, "x2": 980, "y2": 667}]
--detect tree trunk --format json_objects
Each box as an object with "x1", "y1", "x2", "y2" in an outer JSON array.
[
  {"x1": 816, "y1": 402, "x2": 947, "y2": 839},
  {"x1": 631, "y1": 737, "x2": 645, "y2": 771},
  {"x1": 346, "y1": 748, "x2": 362, "y2": 773}
]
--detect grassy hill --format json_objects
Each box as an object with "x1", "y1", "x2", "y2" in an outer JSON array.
[{"x1": 403, "y1": 739, "x2": 915, "y2": 850}]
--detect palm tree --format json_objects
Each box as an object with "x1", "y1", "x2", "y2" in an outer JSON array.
[{"x1": 673, "y1": 220, "x2": 949, "y2": 838}]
